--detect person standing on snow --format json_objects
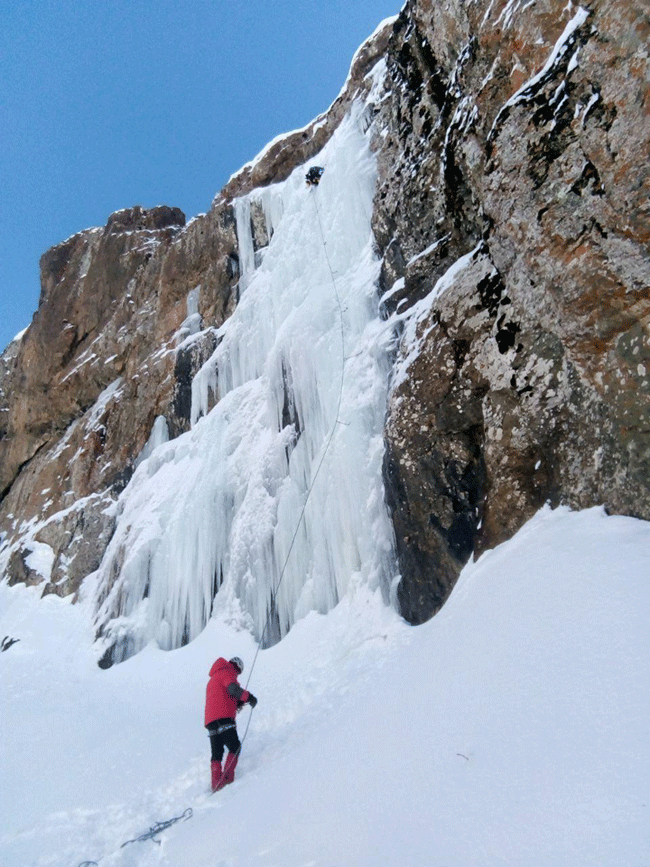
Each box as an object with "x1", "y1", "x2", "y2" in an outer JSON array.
[{"x1": 204, "y1": 656, "x2": 258, "y2": 792}]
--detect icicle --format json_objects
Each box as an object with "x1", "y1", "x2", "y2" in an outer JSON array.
[
  {"x1": 134, "y1": 416, "x2": 170, "y2": 468},
  {"x1": 233, "y1": 197, "x2": 256, "y2": 292}
]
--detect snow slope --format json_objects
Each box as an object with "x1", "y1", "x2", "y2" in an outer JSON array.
[{"x1": 2, "y1": 505, "x2": 649, "y2": 867}]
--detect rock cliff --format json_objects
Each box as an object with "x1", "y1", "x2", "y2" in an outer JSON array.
[
  {"x1": 0, "y1": 0, "x2": 648, "y2": 637},
  {"x1": 375, "y1": 0, "x2": 650, "y2": 621}
]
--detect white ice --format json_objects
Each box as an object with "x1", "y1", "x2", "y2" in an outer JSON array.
[{"x1": 90, "y1": 98, "x2": 396, "y2": 662}]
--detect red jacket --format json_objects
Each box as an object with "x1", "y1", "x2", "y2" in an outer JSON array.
[{"x1": 204, "y1": 658, "x2": 251, "y2": 726}]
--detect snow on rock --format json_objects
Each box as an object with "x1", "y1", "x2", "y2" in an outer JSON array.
[
  {"x1": 85, "y1": 377, "x2": 124, "y2": 430},
  {"x1": 389, "y1": 242, "x2": 492, "y2": 394},
  {"x1": 24, "y1": 541, "x2": 55, "y2": 580},
  {"x1": 1, "y1": 505, "x2": 649, "y2": 866},
  {"x1": 489, "y1": 6, "x2": 591, "y2": 139}
]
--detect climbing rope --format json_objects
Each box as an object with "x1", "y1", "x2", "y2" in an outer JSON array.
[
  {"x1": 203, "y1": 179, "x2": 346, "y2": 788},
  {"x1": 75, "y1": 808, "x2": 193, "y2": 866},
  {"x1": 239, "y1": 180, "x2": 347, "y2": 740},
  {"x1": 74, "y1": 180, "x2": 344, "y2": 867},
  {"x1": 119, "y1": 807, "x2": 193, "y2": 847}
]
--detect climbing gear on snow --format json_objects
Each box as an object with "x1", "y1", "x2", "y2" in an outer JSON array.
[{"x1": 120, "y1": 808, "x2": 193, "y2": 847}]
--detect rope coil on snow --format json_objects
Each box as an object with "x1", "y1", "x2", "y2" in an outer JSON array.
[
  {"x1": 119, "y1": 807, "x2": 193, "y2": 847},
  {"x1": 75, "y1": 809, "x2": 194, "y2": 864}
]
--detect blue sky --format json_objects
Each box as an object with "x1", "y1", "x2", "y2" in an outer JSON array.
[{"x1": 0, "y1": 0, "x2": 399, "y2": 352}]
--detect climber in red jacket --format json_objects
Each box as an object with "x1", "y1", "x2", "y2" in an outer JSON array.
[{"x1": 204, "y1": 656, "x2": 258, "y2": 792}]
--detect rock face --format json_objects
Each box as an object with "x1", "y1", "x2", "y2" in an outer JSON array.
[
  {"x1": 0, "y1": 203, "x2": 239, "y2": 594},
  {"x1": 0, "y1": 1, "x2": 648, "y2": 632},
  {"x1": 373, "y1": 0, "x2": 650, "y2": 622}
]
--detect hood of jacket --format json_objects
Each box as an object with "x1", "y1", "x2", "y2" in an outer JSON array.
[{"x1": 209, "y1": 657, "x2": 234, "y2": 678}]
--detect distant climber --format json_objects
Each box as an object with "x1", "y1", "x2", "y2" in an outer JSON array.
[
  {"x1": 305, "y1": 166, "x2": 324, "y2": 187},
  {"x1": 204, "y1": 656, "x2": 257, "y2": 792}
]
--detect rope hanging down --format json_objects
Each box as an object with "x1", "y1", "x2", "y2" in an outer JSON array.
[
  {"x1": 75, "y1": 181, "x2": 343, "y2": 865},
  {"x1": 239, "y1": 182, "x2": 347, "y2": 743},
  {"x1": 203, "y1": 180, "x2": 345, "y2": 787}
]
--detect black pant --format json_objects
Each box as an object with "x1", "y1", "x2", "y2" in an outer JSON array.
[{"x1": 206, "y1": 718, "x2": 241, "y2": 763}]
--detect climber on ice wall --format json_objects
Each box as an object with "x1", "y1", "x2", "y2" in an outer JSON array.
[
  {"x1": 204, "y1": 656, "x2": 258, "y2": 792},
  {"x1": 305, "y1": 166, "x2": 324, "y2": 186}
]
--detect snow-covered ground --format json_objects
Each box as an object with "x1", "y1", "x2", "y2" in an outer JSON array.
[{"x1": 2, "y1": 504, "x2": 649, "y2": 867}]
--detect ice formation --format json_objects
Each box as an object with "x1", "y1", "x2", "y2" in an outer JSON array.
[{"x1": 92, "y1": 100, "x2": 398, "y2": 663}]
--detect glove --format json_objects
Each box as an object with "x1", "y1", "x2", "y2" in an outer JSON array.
[{"x1": 248, "y1": 694, "x2": 258, "y2": 708}]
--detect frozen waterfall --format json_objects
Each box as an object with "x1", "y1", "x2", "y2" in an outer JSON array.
[{"x1": 91, "y1": 102, "x2": 398, "y2": 663}]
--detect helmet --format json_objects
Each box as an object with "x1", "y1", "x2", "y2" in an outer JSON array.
[{"x1": 229, "y1": 656, "x2": 244, "y2": 674}]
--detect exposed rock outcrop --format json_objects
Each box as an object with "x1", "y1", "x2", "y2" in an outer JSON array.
[
  {"x1": 0, "y1": 203, "x2": 240, "y2": 595},
  {"x1": 374, "y1": 0, "x2": 650, "y2": 622}
]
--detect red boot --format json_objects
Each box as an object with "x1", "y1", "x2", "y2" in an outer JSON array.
[
  {"x1": 211, "y1": 761, "x2": 224, "y2": 792},
  {"x1": 223, "y1": 752, "x2": 239, "y2": 785}
]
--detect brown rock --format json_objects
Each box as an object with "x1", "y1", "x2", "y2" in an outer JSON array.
[{"x1": 378, "y1": 0, "x2": 650, "y2": 622}]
